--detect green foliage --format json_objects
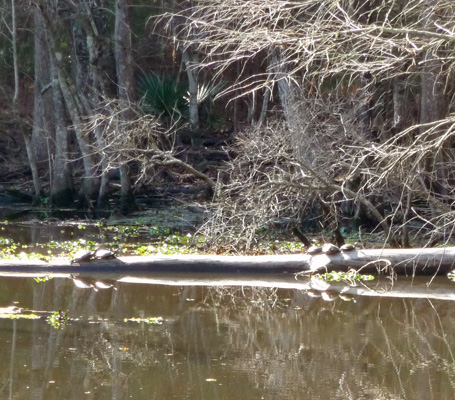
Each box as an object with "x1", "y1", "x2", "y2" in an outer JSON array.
[
  {"x1": 205, "y1": 108, "x2": 228, "y2": 130},
  {"x1": 165, "y1": 234, "x2": 193, "y2": 245},
  {"x1": 136, "y1": 242, "x2": 200, "y2": 255},
  {"x1": 0, "y1": 237, "x2": 13, "y2": 246},
  {"x1": 138, "y1": 73, "x2": 188, "y2": 121},
  {"x1": 195, "y1": 81, "x2": 225, "y2": 105},
  {"x1": 47, "y1": 310, "x2": 69, "y2": 329},
  {"x1": 117, "y1": 225, "x2": 141, "y2": 237},
  {"x1": 0, "y1": 237, "x2": 19, "y2": 258},
  {"x1": 34, "y1": 276, "x2": 53, "y2": 283},
  {"x1": 196, "y1": 81, "x2": 228, "y2": 130},
  {"x1": 138, "y1": 72, "x2": 228, "y2": 129},
  {"x1": 448, "y1": 271, "x2": 455, "y2": 282},
  {"x1": 318, "y1": 270, "x2": 375, "y2": 283},
  {"x1": 149, "y1": 226, "x2": 171, "y2": 237}
]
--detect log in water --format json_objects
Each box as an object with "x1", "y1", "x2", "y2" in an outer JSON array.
[{"x1": 0, "y1": 247, "x2": 454, "y2": 275}]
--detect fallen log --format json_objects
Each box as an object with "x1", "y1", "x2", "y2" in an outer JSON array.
[{"x1": 0, "y1": 247, "x2": 454, "y2": 275}]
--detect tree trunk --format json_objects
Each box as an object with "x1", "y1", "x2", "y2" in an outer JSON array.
[
  {"x1": 68, "y1": 3, "x2": 113, "y2": 210},
  {"x1": 55, "y1": 53, "x2": 99, "y2": 202},
  {"x1": 37, "y1": 3, "x2": 99, "y2": 202},
  {"x1": 23, "y1": 132, "x2": 44, "y2": 199},
  {"x1": 33, "y1": 3, "x2": 75, "y2": 206},
  {"x1": 270, "y1": 48, "x2": 301, "y2": 135},
  {"x1": 420, "y1": 2, "x2": 448, "y2": 198},
  {"x1": 12, "y1": 1, "x2": 43, "y2": 198},
  {"x1": 256, "y1": 86, "x2": 270, "y2": 128},
  {"x1": 32, "y1": 7, "x2": 53, "y2": 163},
  {"x1": 270, "y1": 48, "x2": 312, "y2": 164},
  {"x1": 392, "y1": 76, "x2": 407, "y2": 137},
  {"x1": 119, "y1": 164, "x2": 135, "y2": 214},
  {"x1": 115, "y1": 0, "x2": 135, "y2": 106},
  {"x1": 49, "y1": 55, "x2": 74, "y2": 206},
  {"x1": 182, "y1": 49, "x2": 199, "y2": 132},
  {"x1": 115, "y1": 0, "x2": 136, "y2": 214}
]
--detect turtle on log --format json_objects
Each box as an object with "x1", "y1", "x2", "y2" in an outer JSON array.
[
  {"x1": 322, "y1": 243, "x2": 341, "y2": 255},
  {"x1": 306, "y1": 245, "x2": 323, "y2": 255},
  {"x1": 70, "y1": 249, "x2": 95, "y2": 264},
  {"x1": 94, "y1": 248, "x2": 117, "y2": 260},
  {"x1": 340, "y1": 244, "x2": 356, "y2": 252}
]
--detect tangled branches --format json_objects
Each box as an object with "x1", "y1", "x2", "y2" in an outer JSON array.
[
  {"x1": 78, "y1": 100, "x2": 215, "y2": 189},
  {"x1": 167, "y1": 0, "x2": 455, "y2": 95},
  {"x1": 201, "y1": 98, "x2": 455, "y2": 251},
  {"x1": 164, "y1": 0, "x2": 455, "y2": 249}
]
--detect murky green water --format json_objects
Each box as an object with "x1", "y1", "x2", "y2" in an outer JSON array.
[{"x1": 1, "y1": 275, "x2": 455, "y2": 399}]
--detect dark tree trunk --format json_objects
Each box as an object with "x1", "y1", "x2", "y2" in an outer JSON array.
[
  {"x1": 420, "y1": 2, "x2": 448, "y2": 198},
  {"x1": 32, "y1": 7, "x2": 53, "y2": 163},
  {"x1": 49, "y1": 55, "x2": 74, "y2": 206},
  {"x1": 37, "y1": 1, "x2": 100, "y2": 203},
  {"x1": 12, "y1": 3, "x2": 43, "y2": 198},
  {"x1": 115, "y1": 0, "x2": 136, "y2": 214}
]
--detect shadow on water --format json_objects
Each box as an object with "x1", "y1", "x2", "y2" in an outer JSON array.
[{"x1": 1, "y1": 275, "x2": 455, "y2": 399}]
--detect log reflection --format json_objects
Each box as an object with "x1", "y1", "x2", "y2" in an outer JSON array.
[{"x1": 0, "y1": 276, "x2": 455, "y2": 399}]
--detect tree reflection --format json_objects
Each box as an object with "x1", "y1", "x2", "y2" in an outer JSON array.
[{"x1": 1, "y1": 278, "x2": 455, "y2": 399}]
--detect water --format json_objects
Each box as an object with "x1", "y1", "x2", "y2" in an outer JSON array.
[{"x1": 1, "y1": 275, "x2": 455, "y2": 399}]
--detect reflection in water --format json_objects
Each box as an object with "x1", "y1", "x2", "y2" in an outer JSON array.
[{"x1": 1, "y1": 277, "x2": 455, "y2": 399}]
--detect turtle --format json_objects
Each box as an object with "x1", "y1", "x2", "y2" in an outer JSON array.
[
  {"x1": 71, "y1": 249, "x2": 94, "y2": 264},
  {"x1": 322, "y1": 243, "x2": 341, "y2": 255},
  {"x1": 94, "y1": 248, "x2": 116, "y2": 260},
  {"x1": 306, "y1": 245, "x2": 323, "y2": 255},
  {"x1": 340, "y1": 244, "x2": 356, "y2": 252}
]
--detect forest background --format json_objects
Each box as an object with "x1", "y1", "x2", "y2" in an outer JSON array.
[{"x1": 1, "y1": 0, "x2": 455, "y2": 251}]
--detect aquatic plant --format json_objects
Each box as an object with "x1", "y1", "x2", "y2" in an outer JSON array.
[
  {"x1": 47, "y1": 310, "x2": 69, "y2": 329},
  {"x1": 0, "y1": 236, "x2": 13, "y2": 246},
  {"x1": 34, "y1": 276, "x2": 53, "y2": 283},
  {"x1": 124, "y1": 316, "x2": 164, "y2": 325},
  {"x1": 318, "y1": 270, "x2": 375, "y2": 283}
]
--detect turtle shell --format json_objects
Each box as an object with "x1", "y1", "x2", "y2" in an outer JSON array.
[
  {"x1": 306, "y1": 245, "x2": 322, "y2": 255},
  {"x1": 340, "y1": 244, "x2": 356, "y2": 252},
  {"x1": 322, "y1": 243, "x2": 340, "y2": 255},
  {"x1": 94, "y1": 249, "x2": 116, "y2": 259},
  {"x1": 71, "y1": 249, "x2": 94, "y2": 263}
]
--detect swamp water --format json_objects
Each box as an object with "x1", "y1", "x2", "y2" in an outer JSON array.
[
  {"x1": 1, "y1": 274, "x2": 455, "y2": 399},
  {"x1": 1, "y1": 221, "x2": 455, "y2": 399}
]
